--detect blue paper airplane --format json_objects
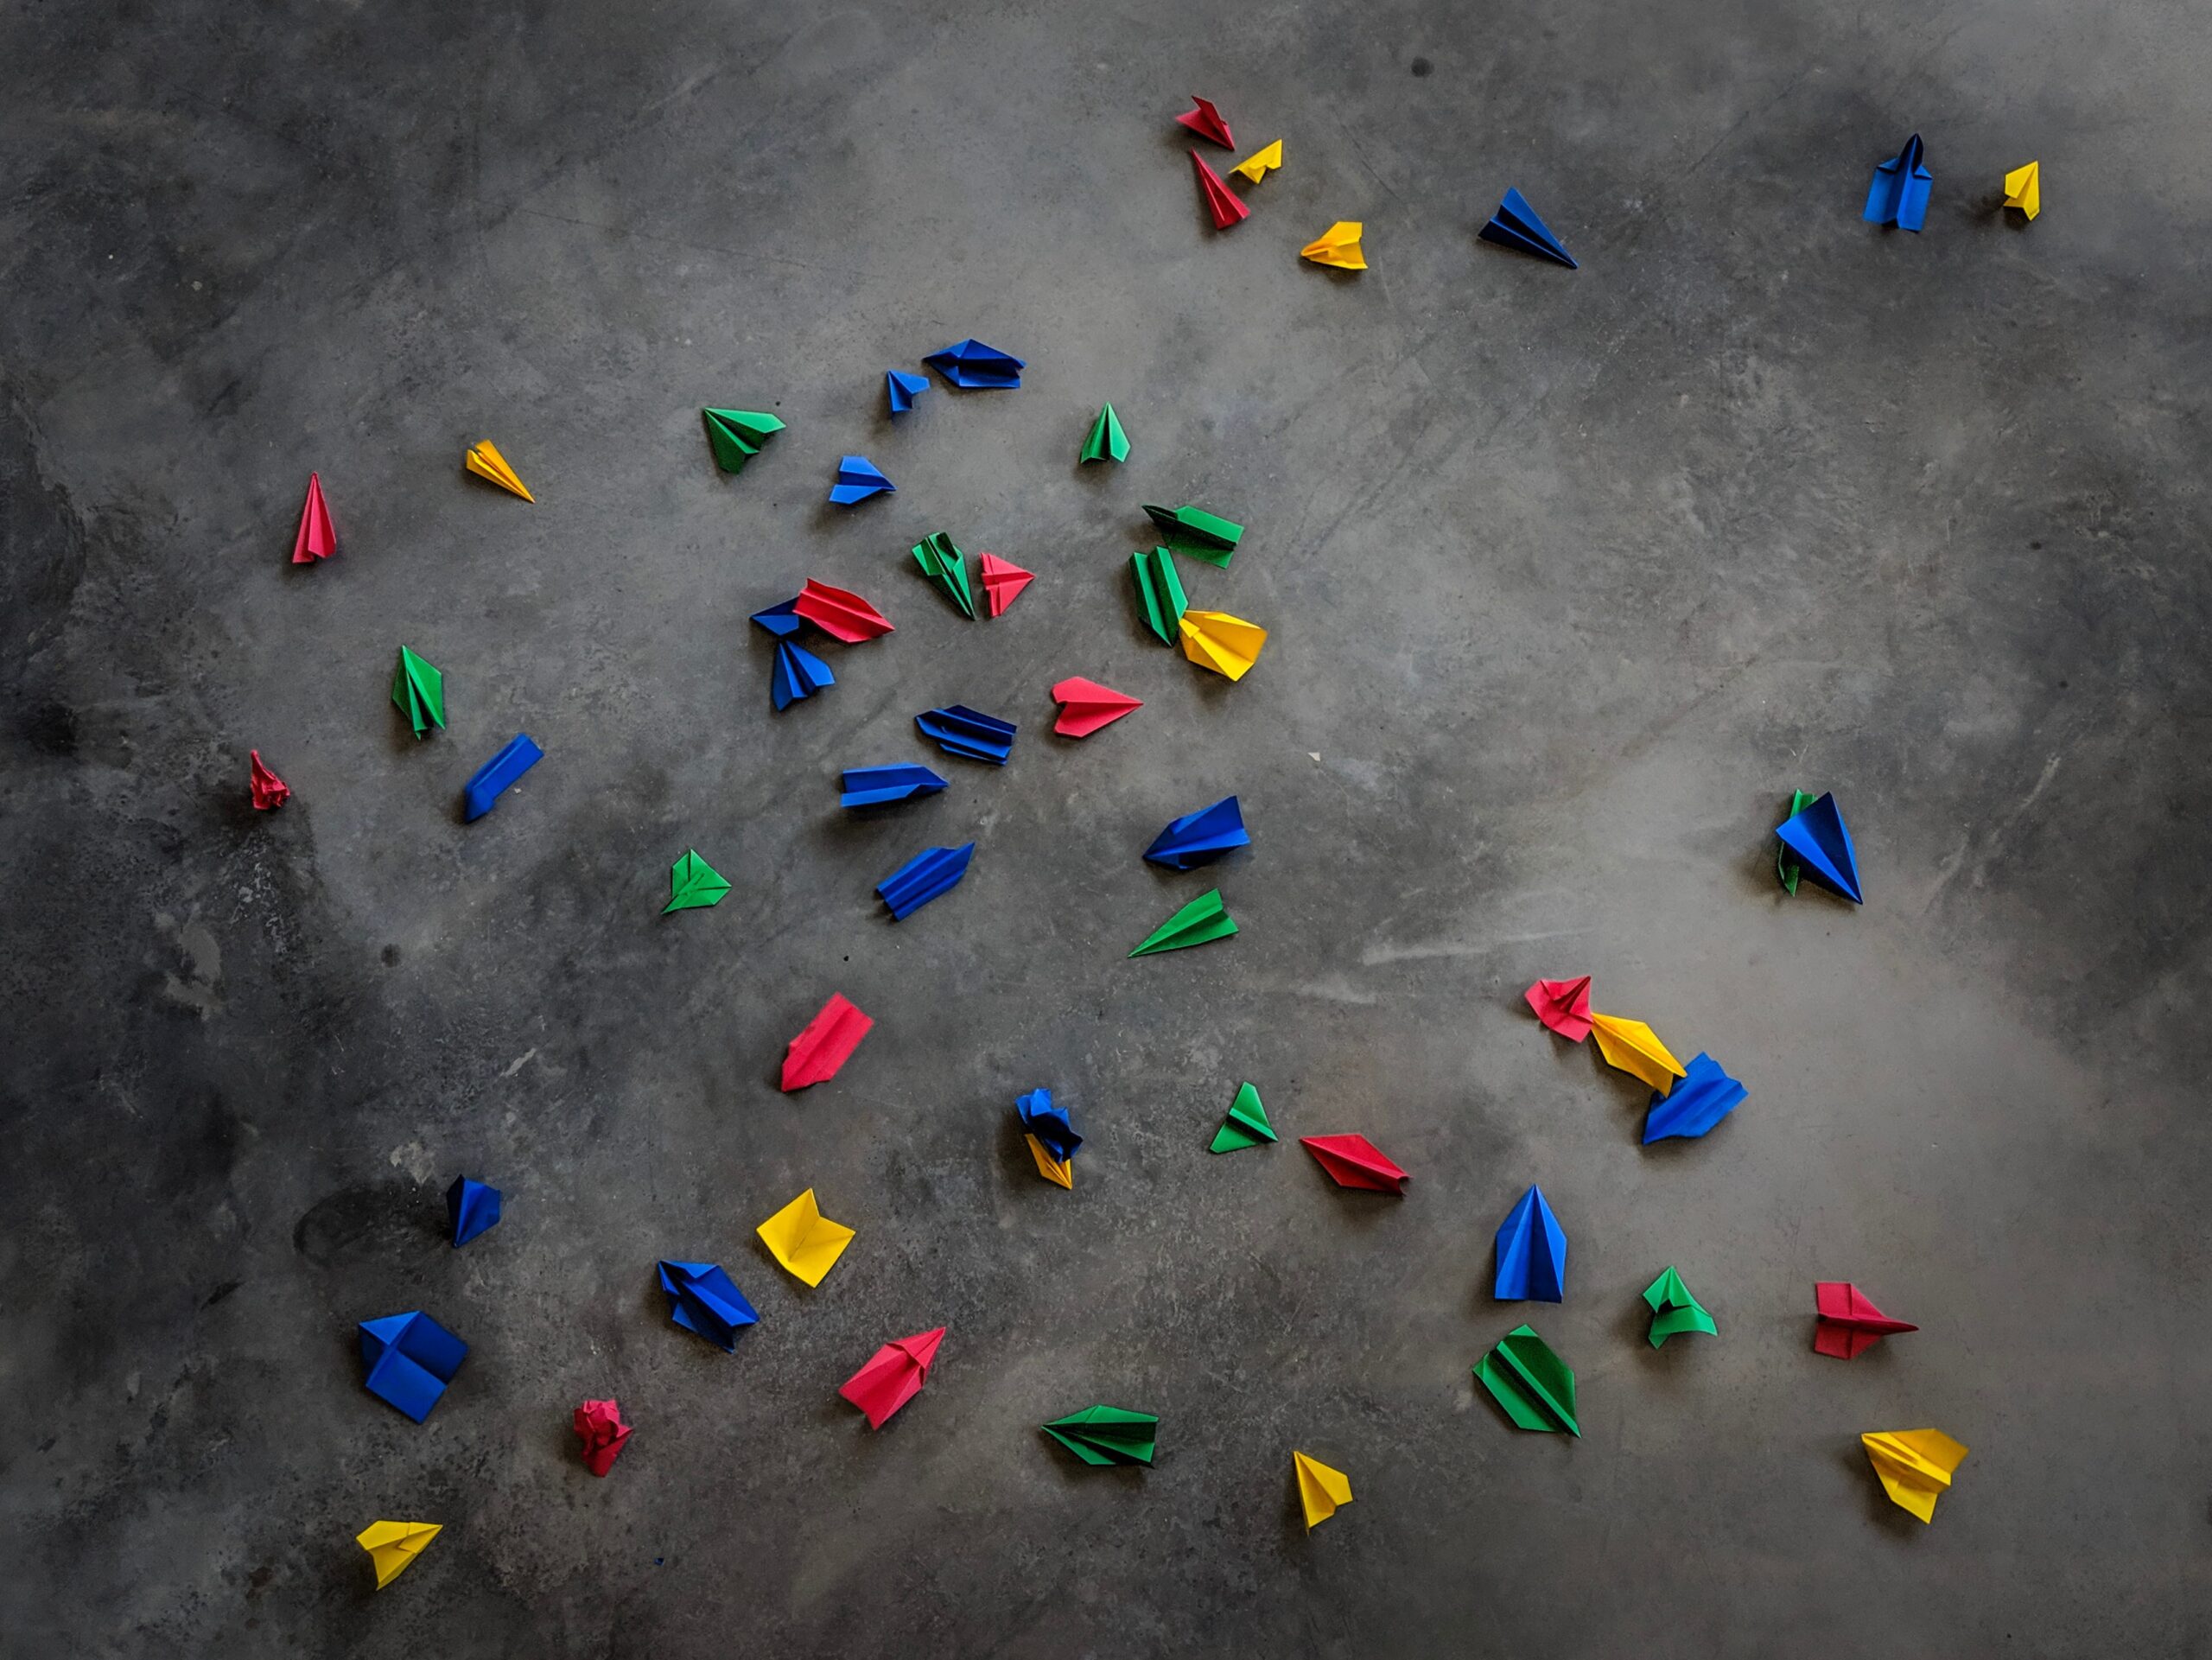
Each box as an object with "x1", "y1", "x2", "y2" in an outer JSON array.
[
  {"x1": 1017, "y1": 1087, "x2": 1082, "y2": 1162},
  {"x1": 924, "y1": 338, "x2": 1026, "y2": 389},
  {"x1": 1774, "y1": 792, "x2": 1863, "y2": 903},
  {"x1": 1143, "y1": 796, "x2": 1250, "y2": 870},
  {"x1": 887, "y1": 370, "x2": 928, "y2": 415},
  {"x1": 1494, "y1": 1185, "x2": 1567, "y2": 1302},
  {"x1": 446, "y1": 1176, "x2": 501, "y2": 1248},
  {"x1": 749, "y1": 598, "x2": 804, "y2": 639},
  {"x1": 1478, "y1": 188, "x2": 1578, "y2": 268},
  {"x1": 772, "y1": 639, "x2": 835, "y2": 710},
  {"x1": 916, "y1": 704, "x2": 1016, "y2": 765},
  {"x1": 1864, "y1": 134, "x2": 1931, "y2": 231},
  {"x1": 877, "y1": 843, "x2": 975, "y2": 920},
  {"x1": 840, "y1": 765, "x2": 949, "y2": 809},
  {"x1": 829, "y1": 455, "x2": 894, "y2": 506},
  {"x1": 359, "y1": 1311, "x2": 467, "y2": 1422},
  {"x1": 658, "y1": 1260, "x2": 758, "y2": 1352},
  {"x1": 462, "y1": 733, "x2": 543, "y2": 822},
  {"x1": 1643, "y1": 1053, "x2": 1746, "y2": 1143}
]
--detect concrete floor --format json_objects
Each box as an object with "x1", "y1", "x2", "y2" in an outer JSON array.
[{"x1": 4, "y1": 0, "x2": 2209, "y2": 1653}]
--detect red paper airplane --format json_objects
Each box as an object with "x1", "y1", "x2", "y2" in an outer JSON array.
[
  {"x1": 573, "y1": 1398, "x2": 632, "y2": 1476},
  {"x1": 977, "y1": 552, "x2": 1033, "y2": 618},
  {"x1": 249, "y1": 750, "x2": 290, "y2": 811},
  {"x1": 1300, "y1": 1134, "x2": 1409, "y2": 1195},
  {"x1": 793, "y1": 579, "x2": 894, "y2": 643},
  {"x1": 1050, "y1": 677, "x2": 1143, "y2": 739},
  {"x1": 781, "y1": 992, "x2": 874, "y2": 1091},
  {"x1": 838, "y1": 1326, "x2": 945, "y2": 1428},
  {"x1": 1192, "y1": 151, "x2": 1250, "y2": 231},
  {"x1": 1523, "y1": 976, "x2": 1593, "y2": 1042},
  {"x1": 291, "y1": 472, "x2": 334, "y2": 563},
  {"x1": 1175, "y1": 94, "x2": 1234, "y2": 149},
  {"x1": 1814, "y1": 1282, "x2": 1918, "y2": 1358}
]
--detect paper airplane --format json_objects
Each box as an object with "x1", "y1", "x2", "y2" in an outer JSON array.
[
  {"x1": 924, "y1": 338, "x2": 1025, "y2": 389},
  {"x1": 1814, "y1": 1282, "x2": 1917, "y2": 1358},
  {"x1": 750, "y1": 598, "x2": 803, "y2": 638},
  {"x1": 1865, "y1": 133, "x2": 1932, "y2": 231},
  {"x1": 249, "y1": 750, "x2": 290, "y2": 811},
  {"x1": 1141, "y1": 503, "x2": 1243, "y2": 564},
  {"x1": 1044, "y1": 1405, "x2": 1157, "y2": 1466},
  {"x1": 916, "y1": 704, "x2": 1015, "y2": 764},
  {"x1": 1474, "y1": 1324, "x2": 1580, "y2": 1434},
  {"x1": 978, "y1": 552, "x2": 1033, "y2": 616},
  {"x1": 756, "y1": 1188, "x2": 855, "y2": 1287},
  {"x1": 887, "y1": 369, "x2": 928, "y2": 415},
  {"x1": 1192, "y1": 151, "x2": 1250, "y2": 230},
  {"x1": 291, "y1": 472, "x2": 334, "y2": 563},
  {"x1": 772, "y1": 639, "x2": 836, "y2": 710},
  {"x1": 1300, "y1": 221, "x2": 1366, "y2": 270},
  {"x1": 664, "y1": 849, "x2": 730, "y2": 913},
  {"x1": 1300, "y1": 1133, "x2": 1408, "y2": 1194},
  {"x1": 657, "y1": 1259, "x2": 757, "y2": 1351},
  {"x1": 910, "y1": 531, "x2": 976, "y2": 617},
  {"x1": 794, "y1": 579, "x2": 893, "y2": 642},
  {"x1": 1211, "y1": 1082, "x2": 1276, "y2": 1151},
  {"x1": 1643, "y1": 1266, "x2": 1716, "y2": 1347},
  {"x1": 391, "y1": 646, "x2": 446, "y2": 737},
  {"x1": 1643, "y1": 1053, "x2": 1745, "y2": 1142},
  {"x1": 1082, "y1": 402, "x2": 1130, "y2": 464},
  {"x1": 840, "y1": 1327, "x2": 944, "y2": 1428},
  {"x1": 359, "y1": 1310, "x2": 467, "y2": 1422},
  {"x1": 1776, "y1": 788, "x2": 1816, "y2": 893},
  {"x1": 701, "y1": 408, "x2": 785, "y2": 473},
  {"x1": 1775, "y1": 792, "x2": 1862, "y2": 903},
  {"x1": 1131, "y1": 547, "x2": 1188, "y2": 643},
  {"x1": 1294, "y1": 1451, "x2": 1352, "y2": 1529},
  {"x1": 1232, "y1": 139, "x2": 1283, "y2": 183},
  {"x1": 446, "y1": 1176, "x2": 500, "y2": 1247},
  {"x1": 1130, "y1": 888, "x2": 1237, "y2": 956},
  {"x1": 780, "y1": 992, "x2": 873, "y2": 1091},
  {"x1": 464, "y1": 441, "x2": 533, "y2": 501},
  {"x1": 2003, "y1": 161, "x2": 2040, "y2": 220},
  {"x1": 1145, "y1": 796, "x2": 1249, "y2": 869},
  {"x1": 1050, "y1": 677, "x2": 1141, "y2": 738},
  {"x1": 1017, "y1": 1086, "x2": 1082, "y2": 1162},
  {"x1": 877, "y1": 843, "x2": 974, "y2": 921},
  {"x1": 1590, "y1": 1012, "x2": 1688, "y2": 1092},
  {"x1": 1478, "y1": 188, "x2": 1577, "y2": 268},
  {"x1": 461, "y1": 733, "x2": 543, "y2": 822},
  {"x1": 829, "y1": 455, "x2": 894, "y2": 506},
  {"x1": 1494, "y1": 1185, "x2": 1567, "y2": 1301},
  {"x1": 1179, "y1": 610, "x2": 1268, "y2": 680},
  {"x1": 1523, "y1": 976, "x2": 1592, "y2": 1042},
  {"x1": 356, "y1": 1520, "x2": 441, "y2": 1589},
  {"x1": 574, "y1": 1398, "x2": 632, "y2": 1476},
  {"x1": 1174, "y1": 94, "x2": 1233, "y2": 148},
  {"x1": 839, "y1": 765, "x2": 948, "y2": 809},
  {"x1": 1862, "y1": 1428, "x2": 1967, "y2": 1522}
]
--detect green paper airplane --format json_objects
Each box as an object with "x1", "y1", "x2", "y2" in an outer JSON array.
[
  {"x1": 1043, "y1": 1404, "x2": 1158, "y2": 1466},
  {"x1": 1131, "y1": 548, "x2": 1187, "y2": 645},
  {"x1": 1641, "y1": 1266, "x2": 1716, "y2": 1348},
  {"x1": 664, "y1": 849, "x2": 731, "y2": 913},
  {"x1": 1209, "y1": 1082, "x2": 1276, "y2": 1152},
  {"x1": 1130, "y1": 889, "x2": 1237, "y2": 957},
  {"x1": 1474, "y1": 1324, "x2": 1580, "y2": 1435},
  {"x1": 391, "y1": 646, "x2": 445, "y2": 738},
  {"x1": 1081, "y1": 402, "x2": 1129, "y2": 465},
  {"x1": 1777, "y1": 788, "x2": 1815, "y2": 894},
  {"x1": 702, "y1": 408, "x2": 786, "y2": 474},
  {"x1": 912, "y1": 531, "x2": 976, "y2": 619},
  {"x1": 1142, "y1": 503, "x2": 1243, "y2": 568}
]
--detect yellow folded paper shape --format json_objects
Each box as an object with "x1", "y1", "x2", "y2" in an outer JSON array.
[
  {"x1": 356, "y1": 1520, "x2": 442, "y2": 1589},
  {"x1": 1862, "y1": 1428, "x2": 1968, "y2": 1523},
  {"x1": 756, "y1": 1187, "x2": 856, "y2": 1287},
  {"x1": 1232, "y1": 139, "x2": 1283, "y2": 183},
  {"x1": 2002, "y1": 162, "x2": 2041, "y2": 221},
  {"x1": 1179, "y1": 610, "x2": 1268, "y2": 681},
  {"x1": 465, "y1": 440, "x2": 535, "y2": 502},
  {"x1": 1300, "y1": 220, "x2": 1366, "y2": 270},
  {"x1": 1025, "y1": 1133, "x2": 1073, "y2": 1189},
  {"x1": 1589, "y1": 1012, "x2": 1688, "y2": 1093},
  {"x1": 1294, "y1": 1451, "x2": 1352, "y2": 1529}
]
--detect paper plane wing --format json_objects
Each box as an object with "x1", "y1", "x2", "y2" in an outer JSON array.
[
  {"x1": 1299, "y1": 1133, "x2": 1408, "y2": 1193},
  {"x1": 780, "y1": 992, "x2": 873, "y2": 1091},
  {"x1": 1776, "y1": 788, "x2": 1815, "y2": 892},
  {"x1": 1294, "y1": 1451, "x2": 1352, "y2": 1529},
  {"x1": 1643, "y1": 1052, "x2": 1745, "y2": 1142},
  {"x1": 839, "y1": 764, "x2": 949, "y2": 809},
  {"x1": 291, "y1": 472, "x2": 334, "y2": 563},
  {"x1": 1210, "y1": 1081, "x2": 1276, "y2": 1151},
  {"x1": 664, "y1": 849, "x2": 731, "y2": 913},
  {"x1": 1192, "y1": 150, "x2": 1250, "y2": 230},
  {"x1": 1479, "y1": 188, "x2": 1577, "y2": 268},
  {"x1": 1775, "y1": 792, "x2": 1862, "y2": 902},
  {"x1": 877, "y1": 843, "x2": 975, "y2": 920},
  {"x1": 1589, "y1": 1013, "x2": 1688, "y2": 1092},
  {"x1": 794, "y1": 579, "x2": 893, "y2": 641},
  {"x1": 1174, "y1": 94, "x2": 1233, "y2": 148},
  {"x1": 1179, "y1": 610, "x2": 1268, "y2": 680},
  {"x1": 249, "y1": 749, "x2": 290, "y2": 811},
  {"x1": 1475, "y1": 1324, "x2": 1580, "y2": 1434},
  {"x1": 1050, "y1": 677, "x2": 1142, "y2": 738},
  {"x1": 750, "y1": 598, "x2": 804, "y2": 638},
  {"x1": 1131, "y1": 547, "x2": 1188, "y2": 644},
  {"x1": 356, "y1": 1520, "x2": 442, "y2": 1589},
  {"x1": 1299, "y1": 220, "x2": 1366, "y2": 270},
  {"x1": 1232, "y1": 139, "x2": 1283, "y2": 183},
  {"x1": 464, "y1": 441, "x2": 533, "y2": 501},
  {"x1": 756, "y1": 1188, "x2": 855, "y2": 1287},
  {"x1": 1081, "y1": 402, "x2": 1130, "y2": 464},
  {"x1": 1144, "y1": 795, "x2": 1249, "y2": 868},
  {"x1": 1522, "y1": 975, "x2": 1592, "y2": 1042},
  {"x1": 1494, "y1": 1185, "x2": 1567, "y2": 1301},
  {"x1": 461, "y1": 733, "x2": 543, "y2": 822},
  {"x1": 912, "y1": 531, "x2": 976, "y2": 618},
  {"x1": 1129, "y1": 888, "x2": 1238, "y2": 956},
  {"x1": 977, "y1": 551, "x2": 1033, "y2": 616}
]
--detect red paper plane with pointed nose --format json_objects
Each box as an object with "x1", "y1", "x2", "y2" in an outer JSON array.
[
  {"x1": 291, "y1": 473, "x2": 334, "y2": 563},
  {"x1": 1192, "y1": 151, "x2": 1249, "y2": 230},
  {"x1": 1814, "y1": 1282, "x2": 1918, "y2": 1358},
  {"x1": 1175, "y1": 95, "x2": 1233, "y2": 148},
  {"x1": 839, "y1": 1327, "x2": 945, "y2": 1428},
  {"x1": 1049, "y1": 677, "x2": 1142, "y2": 738},
  {"x1": 977, "y1": 552, "x2": 1033, "y2": 617},
  {"x1": 1300, "y1": 1134, "x2": 1409, "y2": 1195}
]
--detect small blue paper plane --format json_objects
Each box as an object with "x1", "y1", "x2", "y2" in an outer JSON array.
[
  {"x1": 1017, "y1": 1087, "x2": 1082, "y2": 1162},
  {"x1": 1143, "y1": 796, "x2": 1250, "y2": 870},
  {"x1": 1643, "y1": 1053, "x2": 1746, "y2": 1143},
  {"x1": 772, "y1": 639, "x2": 835, "y2": 710},
  {"x1": 658, "y1": 1260, "x2": 758, "y2": 1352},
  {"x1": 924, "y1": 338, "x2": 1026, "y2": 389},
  {"x1": 840, "y1": 765, "x2": 949, "y2": 809},
  {"x1": 1864, "y1": 134, "x2": 1932, "y2": 231},
  {"x1": 1494, "y1": 1185, "x2": 1568, "y2": 1302},
  {"x1": 749, "y1": 598, "x2": 804, "y2": 638},
  {"x1": 446, "y1": 1176, "x2": 501, "y2": 1248},
  {"x1": 462, "y1": 733, "x2": 543, "y2": 822},
  {"x1": 1478, "y1": 188, "x2": 1578, "y2": 268},
  {"x1": 877, "y1": 843, "x2": 975, "y2": 920},
  {"x1": 1774, "y1": 792, "x2": 1863, "y2": 903},
  {"x1": 887, "y1": 370, "x2": 928, "y2": 415},
  {"x1": 916, "y1": 704, "x2": 1016, "y2": 765},
  {"x1": 359, "y1": 1311, "x2": 467, "y2": 1422},
  {"x1": 829, "y1": 455, "x2": 894, "y2": 506}
]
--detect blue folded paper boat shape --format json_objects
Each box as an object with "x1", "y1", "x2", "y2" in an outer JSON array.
[
  {"x1": 658, "y1": 1259, "x2": 758, "y2": 1352},
  {"x1": 359, "y1": 1310, "x2": 468, "y2": 1421},
  {"x1": 877, "y1": 843, "x2": 975, "y2": 920},
  {"x1": 1143, "y1": 796, "x2": 1249, "y2": 869},
  {"x1": 924, "y1": 338, "x2": 1025, "y2": 389}
]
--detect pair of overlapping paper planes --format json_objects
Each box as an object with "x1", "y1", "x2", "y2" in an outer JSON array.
[
  {"x1": 1524, "y1": 976, "x2": 1746, "y2": 1142},
  {"x1": 1176, "y1": 95, "x2": 1288, "y2": 234},
  {"x1": 911, "y1": 531, "x2": 1033, "y2": 620},
  {"x1": 749, "y1": 580, "x2": 896, "y2": 711},
  {"x1": 879, "y1": 337, "x2": 1025, "y2": 421},
  {"x1": 1018, "y1": 1087, "x2": 1083, "y2": 1188},
  {"x1": 389, "y1": 646, "x2": 543, "y2": 817},
  {"x1": 1776, "y1": 790, "x2": 1863, "y2": 902},
  {"x1": 1130, "y1": 512, "x2": 1268, "y2": 681}
]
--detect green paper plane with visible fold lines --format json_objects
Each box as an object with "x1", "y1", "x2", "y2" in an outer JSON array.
[
  {"x1": 391, "y1": 646, "x2": 445, "y2": 738},
  {"x1": 1776, "y1": 788, "x2": 1815, "y2": 894},
  {"x1": 702, "y1": 408, "x2": 786, "y2": 474},
  {"x1": 1130, "y1": 889, "x2": 1238, "y2": 957},
  {"x1": 1081, "y1": 403, "x2": 1129, "y2": 465},
  {"x1": 664, "y1": 849, "x2": 731, "y2": 913},
  {"x1": 1642, "y1": 1267, "x2": 1717, "y2": 1347},
  {"x1": 911, "y1": 532, "x2": 976, "y2": 618},
  {"x1": 1209, "y1": 1082, "x2": 1276, "y2": 1152},
  {"x1": 1143, "y1": 504, "x2": 1243, "y2": 568},
  {"x1": 1131, "y1": 548, "x2": 1187, "y2": 644},
  {"x1": 1043, "y1": 1404, "x2": 1158, "y2": 1466},
  {"x1": 1475, "y1": 1323, "x2": 1580, "y2": 1435}
]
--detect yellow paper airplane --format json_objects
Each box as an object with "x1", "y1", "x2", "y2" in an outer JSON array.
[
  {"x1": 1299, "y1": 221, "x2": 1366, "y2": 270},
  {"x1": 755, "y1": 1187, "x2": 855, "y2": 1287},
  {"x1": 1294, "y1": 1451, "x2": 1352, "y2": 1529},
  {"x1": 356, "y1": 1520, "x2": 442, "y2": 1589},
  {"x1": 1025, "y1": 1133, "x2": 1073, "y2": 1189},
  {"x1": 465, "y1": 440, "x2": 535, "y2": 502},
  {"x1": 2002, "y1": 162, "x2": 2040, "y2": 221},
  {"x1": 1861, "y1": 1428, "x2": 1968, "y2": 1523},
  {"x1": 1232, "y1": 140, "x2": 1283, "y2": 184},
  {"x1": 1179, "y1": 610, "x2": 1268, "y2": 681},
  {"x1": 1589, "y1": 1012, "x2": 1688, "y2": 1093}
]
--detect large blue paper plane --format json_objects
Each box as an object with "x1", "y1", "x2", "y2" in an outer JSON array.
[
  {"x1": 1017, "y1": 1087, "x2": 1082, "y2": 1161},
  {"x1": 750, "y1": 598, "x2": 804, "y2": 639},
  {"x1": 840, "y1": 765, "x2": 949, "y2": 809},
  {"x1": 916, "y1": 704, "x2": 1016, "y2": 765},
  {"x1": 1864, "y1": 134, "x2": 1932, "y2": 231},
  {"x1": 924, "y1": 338, "x2": 1025, "y2": 389},
  {"x1": 447, "y1": 1176, "x2": 500, "y2": 1248},
  {"x1": 877, "y1": 843, "x2": 975, "y2": 920},
  {"x1": 772, "y1": 639, "x2": 835, "y2": 710},
  {"x1": 887, "y1": 369, "x2": 928, "y2": 416},
  {"x1": 1143, "y1": 796, "x2": 1249, "y2": 870},
  {"x1": 1643, "y1": 1053, "x2": 1746, "y2": 1143},
  {"x1": 462, "y1": 734, "x2": 543, "y2": 822},
  {"x1": 829, "y1": 455, "x2": 895, "y2": 506},
  {"x1": 1494, "y1": 1185, "x2": 1568, "y2": 1302},
  {"x1": 658, "y1": 1260, "x2": 758, "y2": 1352},
  {"x1": 1774, "y1": 792, "x2": 1863, "y2": 903},
  {"x1": 359, "y1": 1311, "x2": 467, "y2": 1421},
  {"x1": 1479, "y1": 188, "x2": 1578, "y2": 269}
]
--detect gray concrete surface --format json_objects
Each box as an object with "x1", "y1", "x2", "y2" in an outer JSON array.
[{"x1": 4, "y1": 0, "x2": 2209, "y2": 1653}]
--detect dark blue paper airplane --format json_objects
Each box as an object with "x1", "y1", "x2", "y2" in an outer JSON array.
[
  {"x1": 829, "y1": 455, "x2": 894, "y2": 506},
  {"x1": 840, "y1": 765, "x2": 949, "y2": 810},
  {"x1": 1864, "y1": 134, "x2": 1931, "y2": 232},
  {"x1": 916, "y1": 704, "x2": 1016, "y2": 765},
  {"x1": 887, "y1": 370, "x2": 928, "y2": 415},
  {"x1": 462, "y1": 734, "x2": 543, "y2": 822},
  {"x1": 1774, "y1": 792, "x2": 1863, "y2": 903},
  {"x1": 877, "y1": 843, "x2": 975, "y2": 920},
  {"x1": 359, "y1": 1310, "x2": 467, "y2": 1422},
  {"x1": 658, "y1": 1260, "x2": 758, "y2": 1352},
  {"x1": 772, "y1": 639, "x2": 835, "y2": 710},
  {"x1": 1643, "y1": 1053, "x2": 1746, "y2": 1143},
  {"x1": 1143, "y1": 796, "x2": 1249, "y2": 870},
  {"x1": 447, "y1": 1176, "x2": 501, "y2": 1248},
  {"x1": 1494, "y1": 1185, "x2": 1567, "y2": 1302},
  {"x1": 924, "y1": 338, "x2": 1026, "y2": 389},
  {"x1": 750, "y1": 598, "x2": 804, "y2": 639},
  {"x1": 1017, "y1": 1087, "x2": 1082, "y2": 1162},
  {"x1": 1479, "y1": 188, "x2": 1578, "y2": 268}
]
